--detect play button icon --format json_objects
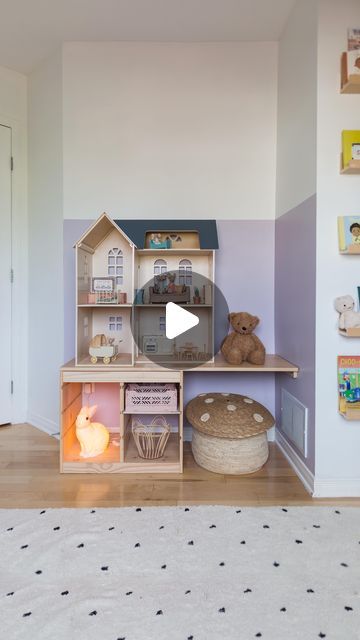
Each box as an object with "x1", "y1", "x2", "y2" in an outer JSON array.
[{"x1": 165, "y1": 302, "x2": 199, "y2": 339}]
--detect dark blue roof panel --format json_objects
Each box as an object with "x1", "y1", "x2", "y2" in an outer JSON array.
[{"x1": 114, "y1": 219, "x2": 218, "y2": 249}]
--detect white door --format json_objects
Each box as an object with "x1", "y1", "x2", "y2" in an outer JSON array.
[{"x1": 0, "y1": 125, "x2": 12, "y2": 425}]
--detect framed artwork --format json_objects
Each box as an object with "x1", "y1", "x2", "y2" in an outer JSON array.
[
  {"x1": 338, "y1": 216, "x2": 360, "y2": 253},
  {"x1": 91, "y1": 276, "x2": 115, "y2": 293}
]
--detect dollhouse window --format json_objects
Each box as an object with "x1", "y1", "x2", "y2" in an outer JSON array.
[
  {"x1": 108, "y1": 249, "x2": 123, "y2": 286},
  {"x1": 109, "y1": 316, "x2": 122, "y2": 331},
  {"x1": 154, "y1": 259, "x2": 167, "y2": 278},
  {"x1": 179, "y1": 259, "x2": 192, "y2": 285},
  {"x1": 159, "y1": 316, "x2": 166, "y2": 332}
]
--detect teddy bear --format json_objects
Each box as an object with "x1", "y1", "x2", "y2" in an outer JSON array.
[
  {"x1": 221, "y1": 312, "x2": 266, "y2": 365},
  {"x1": 334, "y1": 295, "x2": 360, "y2": 331}
]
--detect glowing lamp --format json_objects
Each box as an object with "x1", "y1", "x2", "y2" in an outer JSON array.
[{"x1": 75, "y1": 405, "x2": 109, "y2": 458}]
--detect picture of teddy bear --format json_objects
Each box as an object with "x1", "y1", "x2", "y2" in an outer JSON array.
[{"x1": 221, "y1": 312, "x2": 266, "y2": 365}]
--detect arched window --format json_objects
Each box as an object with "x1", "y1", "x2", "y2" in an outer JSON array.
[
  {"x1": 179, "y1": 259, "x2": 192, "y2": 285},
  {"x1": 108, "y1": 248, "x2": 123, "y2": 286},
  {"x1": 154, "y1": 259, "x2": 167, "y2": 279}
]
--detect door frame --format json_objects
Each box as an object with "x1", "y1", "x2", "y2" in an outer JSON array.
[{"x1": 0, "y1": 114, "x2": 27, "y2": 424}]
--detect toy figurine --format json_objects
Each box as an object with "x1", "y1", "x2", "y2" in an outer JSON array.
[{"x1": 334, "y1": 295, "x2": 360, "y2": 331}]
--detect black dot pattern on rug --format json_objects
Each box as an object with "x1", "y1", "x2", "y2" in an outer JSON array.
[
  {"x1": 161, "y1": 564, "x2": 166, "y2": 569},
  {"x1": 40, "y1": 510, "x2": 46, "y2": 515},
  {"x1": 89, "y1": 611, "x2": 97, "y2": 616},
  {"x1": 280, "y1": 607, "x2": 286, "y2": 612},
  {"x1": 101, "y1": 566, "x2": 108, "y2": 571},
  {"x1": 7, "y1": 527, "x2": 13, "y2": 531},
  {"x1": 244, "y1": 589, "x2": 252, "y2": 594},
  {"x1": 218, "y1": 607, "x2": 225, "y2": 613},
  {"x1": 109, "y1": 527, "x2": 115, "y2": 531},
  {"x1": 335, "y1": 510, "x2": 341, "y2": 515},
  {"x1": 273, "y1": 561, "x2": 280, "y2": 567},
  {"x1": 341, "y1": 563, "x2": 349, "y2": 567},
  {"x1": 345, "y1": 606, "x2": 353, "y2": 611},
  {"x1": 307, "y1": 589, "x2": 314, "y2": 593},
  {"x1": 219, "y1": 562, "x2": 225, "y2": 566},
  {"x1": 159, "y1": 526, "x2": 164, "y2": 530},
  {"x1": 240, "y1": 540, "x2": 246, "y2": 545},
  {"x1": 282, "y1": 508, "x2": 288, "y2": 512},
  {"x1": 236, "y1": 510, "x2": 241, "y2": 514},
  {"x1": 134, "y1": 543, "x2": 140, "y2": 548},
  {"x1": 313, "y1": 525, "x2": 321, "y2": 528},
  {"x1": 156, "y1": 610, "x2": 163, "y2": 616},
  {"x1": 185, "y1": 590, "x2": 191, "y2": 595},
  {"x1": 263, "y1": 525, "x2": 270, "y2": 529},
  {"x1": 6, "y1": 592, "x2": 14, "y2": 597},
  {"x1": 319, "y1": 633, "x2": 326, "y2": 638},
  {"x1": 184, "y1": 508, "x2": 190, "y2": 512},
  {"x1": 77, "y1": 543, "x2": 84, "y2": 548},
  {"x1": 188, "y1": 636, "x2": 194, "y2": 640},
  {"x1": 255, "y1": 634, "x2": 262, "y2": 638},
  {"x1": 90, "y1": 510, "x2": 96, "y2": 514},
  {"x1": 61, "y1": 591, "x2": 69, "y2": 596},
  {"x1": 136, "y1": 508, "x2": 142, "y2": 512},
  {"x1": 209, "y1": 524, "x2": 216, "y2": 529},
  {"x1": 53, "y1": 526, "x2": 60, "y2": 531},
  {"x1": 188, "y1": 540, "x2": 194, "y2": 546},
  {"x1": 126, "y1": 591, "x2": 133, "y2": 596},
  {"x1": 35, "y1": 570, "x2": 42, "y2": 575},
  {"x1": 295, "y1": 540, "x2": 303, "y2": 544},
  {"x1": 20, "y1": 545, "x2": 28, "y2": 550},
  {"x1": 23, "y1": 612, "x2": 32, "y2": 617}
]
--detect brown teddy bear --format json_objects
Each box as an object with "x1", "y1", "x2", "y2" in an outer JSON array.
[{"x1": 221, "y1": 312, "x2": 266, "y2": 365}]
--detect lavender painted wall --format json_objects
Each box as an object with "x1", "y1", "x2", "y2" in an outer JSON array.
[
  {"x1": 275, "y1": 195, "x2": 316, "y2": 473},
  {"x1": 64, "y1": 219, "x2": 276, "y2": 428}
]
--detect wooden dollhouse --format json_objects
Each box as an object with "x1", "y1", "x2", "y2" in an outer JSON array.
[{"x1": 61, "y1": 213, "x2": 299, "y2": 474}]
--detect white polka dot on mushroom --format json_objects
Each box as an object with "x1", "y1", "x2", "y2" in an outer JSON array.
[
  {"x1": 221, "y1": 393, "x2": 230, "y2": 396},
  {"x1": 198, "y1": 393, "x2": 207, "y2": 397},
  {"x1": 243, "y1": 398, "x2": 254, "y2": 404},
  {"x1": 200, "y1": 413, "x2": 210, "y2": 422},
  {"x1": 204, "y1": 398, "x2": 214, "y2": 404},
  {"x1": 227, "y1": 404, "x2": 237, "y2": 411},
  {"x1": 253, "y1": 413, "x2": 264, "y2": 423}
]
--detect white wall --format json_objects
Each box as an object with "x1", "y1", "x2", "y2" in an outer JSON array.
[
  {"x1": 0, "y1": 65, "x2": 27, "y2": 423},
  {"x1": 63, "y1": 42, "x2": 278, "y2": 221},
  {"x1": 315, "y1": 0, "x2": 360, "y2": 493},
  {"x1": 27, "y1": 51, "x2": 63, "y2": 434},
  {"x1": 276, "y1": 0, "x2": 318, "y2": 218}
]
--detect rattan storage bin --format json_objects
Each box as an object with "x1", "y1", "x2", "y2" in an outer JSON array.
[
  {"x1": 186, "y1": 393, "x2": 274, "y2": 475},
  {"x1": 131, "y1": 415, "x2": 171, "y2": 459}
]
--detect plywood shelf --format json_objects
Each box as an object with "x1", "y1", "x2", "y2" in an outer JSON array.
[
  {"x1": 63, "y1": 437, "x2": 121, "y2": 464},
  {"x1": 78, "y1": 353, "x2": 133, "y2": 367},
  {"x1": 123, "y1": 409, "x2": 181, "y2": 415},
  {"x1": 134, "y1": 304, "x2": 213, "y2": 308},
  {"x1": 77, "y1": 304, "x2": 132, "y2": 308},
  {"x1": 136, "y1": 249, "x2": 213, "y2": 256},
  {"x1": 340, "y1": 154, "x2": 360, "y2": 174},
  {"x1": 339, "y1": 328, "x2": 360, "y2": 337}
]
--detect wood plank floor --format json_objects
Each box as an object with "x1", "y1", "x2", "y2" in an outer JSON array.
[{"x1": 1, "y1": 424, "x2": 359, "y2": 507}]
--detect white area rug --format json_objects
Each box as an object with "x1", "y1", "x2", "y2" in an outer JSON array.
[{"x1": 1, "y1": 507, "x2": 360, "y2": 640}]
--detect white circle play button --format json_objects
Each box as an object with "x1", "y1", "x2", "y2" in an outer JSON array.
[{"x1": 165, "y1": 302, "x2": 200, "y2": 340}]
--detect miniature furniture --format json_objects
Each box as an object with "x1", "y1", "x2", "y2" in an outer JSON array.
[
  {"x1": 148, "y1": 286, "x2": 190, "y2": 304},
  {"x1": 186, "y1": 392, "x2": 275, "y2": 474}
]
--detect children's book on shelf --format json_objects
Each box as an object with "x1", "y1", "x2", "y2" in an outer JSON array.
[
  {"x1": 338, "y1": 356, "x2": 360, "y2": 420},
  {"x1": 338, "y1": 216, "x2": 360, "y2": 253},
  {"x1": 342, "y1": 130, "x2": 360, "y2": 168},
  {"x1": 348, "y1": 28, "x2": 360, "y2": 51}
]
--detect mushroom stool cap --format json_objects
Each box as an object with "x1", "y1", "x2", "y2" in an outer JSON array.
[{"x1": 186, "y1": 393, "x2": 274, "y2": 439}]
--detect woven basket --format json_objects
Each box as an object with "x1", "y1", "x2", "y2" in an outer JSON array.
[{"x1": 131, "y1": 415, "x2": 171, "y2": 459}]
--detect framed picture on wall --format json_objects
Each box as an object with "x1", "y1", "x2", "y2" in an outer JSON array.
[
  {"x1": 91, "y1": 277, "x2": 115, "y2": 293},
  {"x1": 338, "y1": 216, "x2": 360, "y2": 254}
]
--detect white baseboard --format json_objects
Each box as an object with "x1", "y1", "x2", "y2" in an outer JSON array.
[
  {"x1": 27, "y1": 412, "x2": 59, "y2": 437},
  {"x1": 313, "y1": 479, "x2": 360, "y2": 498},
  {"x1": 276, "y1": 429, "x2": 314, "y2": 495}
]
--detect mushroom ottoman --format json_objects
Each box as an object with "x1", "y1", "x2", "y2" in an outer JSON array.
[{"x1": 186, "y1": 393, "x2": 275, "y2": 474}]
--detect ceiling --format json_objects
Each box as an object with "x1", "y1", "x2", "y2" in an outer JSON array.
[{"x1": 0, "y1": 0, "x2": 296, "y2": 74}]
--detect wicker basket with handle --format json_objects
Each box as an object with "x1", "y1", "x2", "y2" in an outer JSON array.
[{"x1": 131, "y1": 415, "x2": 171, "y2": 459}]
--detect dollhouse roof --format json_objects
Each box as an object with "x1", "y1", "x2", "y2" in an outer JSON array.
[
  {"x1": 114, "y1": 220, "x2": 219, "y2": 249},
  {"x1": 75, "y1": 213, "x2": 218, "y2": 250},
  {"x1": 75, "y1": 213, "x2": 135, "y2": 250}
]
